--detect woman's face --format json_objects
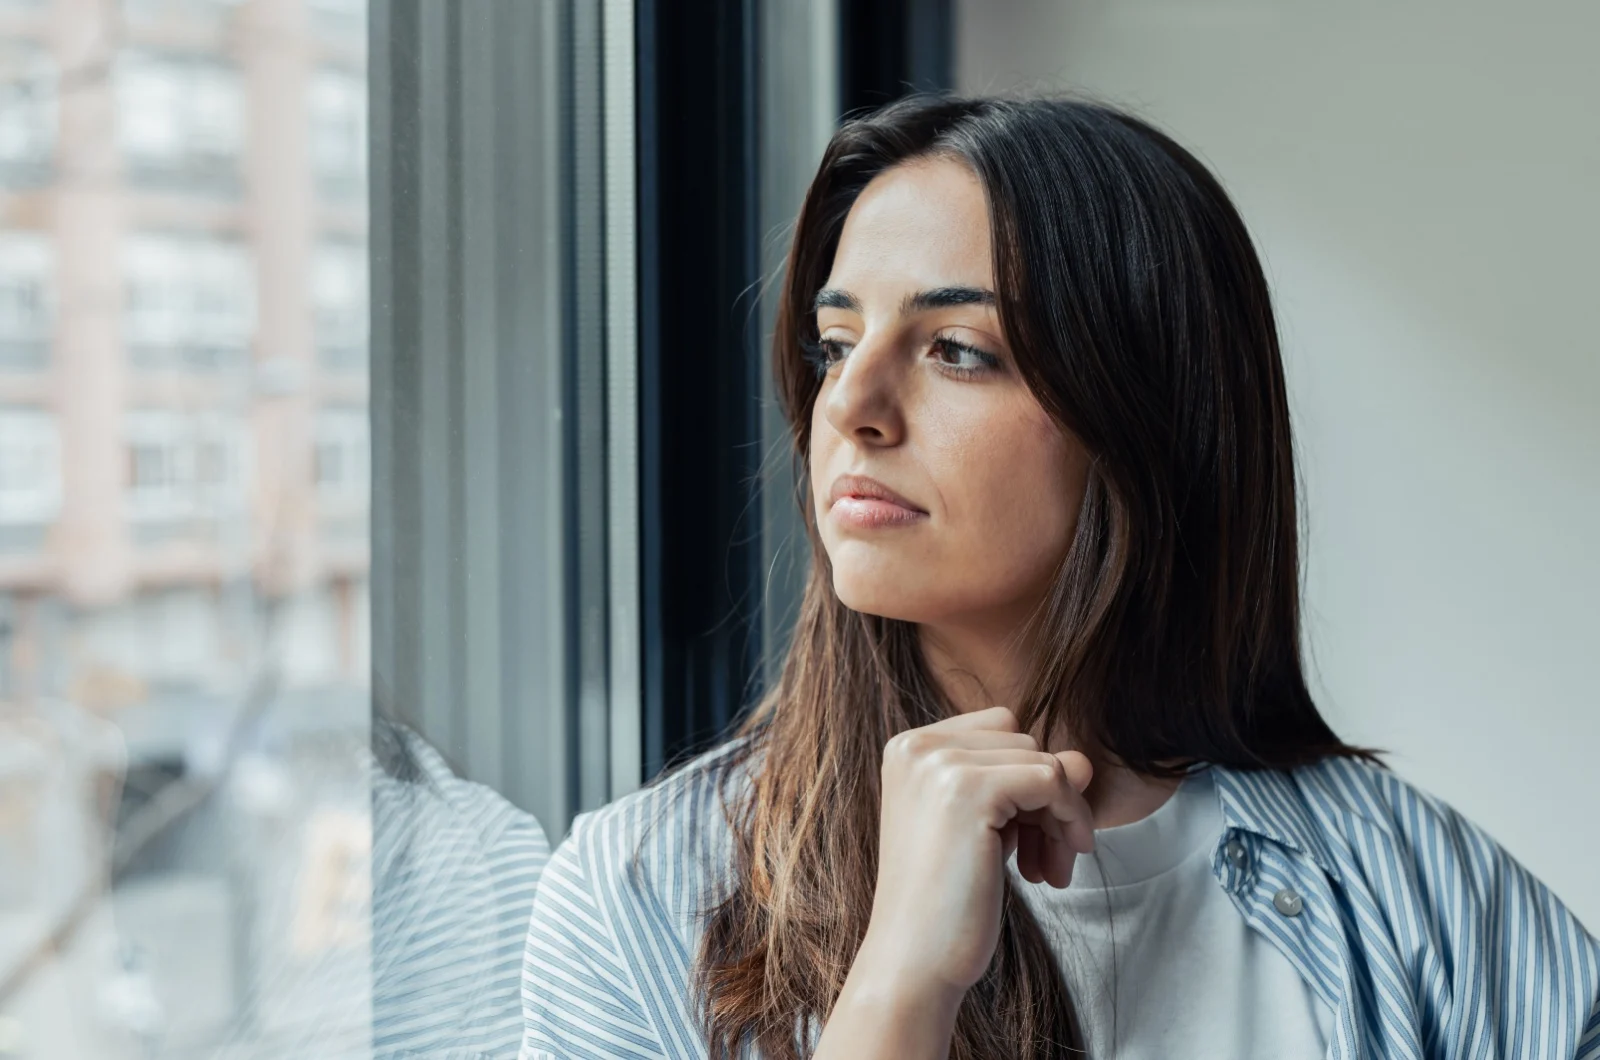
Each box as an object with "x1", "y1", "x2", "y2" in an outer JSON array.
[{"x1": 809, "y1": 156, "x2": 1090, "y2": 633}]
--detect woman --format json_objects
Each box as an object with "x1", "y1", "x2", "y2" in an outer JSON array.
[{"x1": 520, "y1": 95, "x2": 1599, "y2": 1059}]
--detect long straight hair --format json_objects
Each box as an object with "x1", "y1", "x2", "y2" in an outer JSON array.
[{"x1": 692, "y1": 94, "x2": 1374, "y2": 1059}]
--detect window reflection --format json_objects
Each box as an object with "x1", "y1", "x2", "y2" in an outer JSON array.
[{"x1": 0, "y1": 0, "x2": 370, "y2": 1056}]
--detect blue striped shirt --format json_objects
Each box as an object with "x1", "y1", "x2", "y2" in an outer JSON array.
[{"x1": 521, "y1": 740, "x2": 1600, "y2": 1059}]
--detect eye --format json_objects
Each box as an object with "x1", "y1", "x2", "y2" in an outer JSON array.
[
  {"x1": 799, "y1": 333, "x2": 1002, "y2": 380},
  {"x1": 930, "y1": 334, "x2": 1001, "y2": 378},
  {"x1": 800, "y1": 336, "x2": 850, "y2": 377}
]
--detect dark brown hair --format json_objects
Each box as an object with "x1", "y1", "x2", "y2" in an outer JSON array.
[{"x1": 692, "y1": 93, "x2": 1374, "y2": 1059}]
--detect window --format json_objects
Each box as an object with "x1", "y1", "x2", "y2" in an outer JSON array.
[
  {"x1": 315, "y1": 406, "x2": 368, "y2": 507},
  {"x1": 3, "y1": 2, "x2": 372, "y2": 1054},
  {"x1": 124, "y1": 235, "x2": 188, "y2": 353},
  {"x1": 187, "y1": 239, "x2": 255, "y2": 362},
  {"x1": 116, "y1": 52, "x2": 244, "y2": 191},
  {"x1": 313, "y1": 241, "x2": 367, "y2": 370},
  {"x1": 0, "y1": 232, "x2": 51, "y2": 368},
  {"x1": 124, "y1": 409, "x2": 248, "y2": 522},
  {"x1": 367, "y1": 0, "x2": 835, "y2": 839},
  {"x1": 3, "y1": 0, "x2": 851, "y2": 1051},
  {"x1": 0, "y1": 43, "x2": 55, "y2": 182},
  {"x1": 0, "y1": 407, "x2": 60, "y2": 524},
  {"x1": 310, "y1": 69, "x2": 366, "y2": 200},
  {"x1": 124, "y1": 234, "x2": 255, "y2": 370}
]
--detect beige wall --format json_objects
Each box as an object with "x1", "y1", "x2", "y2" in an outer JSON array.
[{"x1": 959, "y1": 0, "x2": 1599, "y2": 923}]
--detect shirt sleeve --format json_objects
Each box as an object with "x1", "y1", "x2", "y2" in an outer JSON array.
[
  {"x1": 519, "y1": 812, "x2": 665, "y2": 1059},
  {"x1": 1404, "y1": 785, "x2": 1600, "y2": 1060},
  {"x1": 520, "y1": 747, "x2": 747, "y2": 1060}
]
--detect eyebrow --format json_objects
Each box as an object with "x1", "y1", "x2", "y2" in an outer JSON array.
[{"x1": 812, "y1": 285, "x2": 997, "y2": 316}]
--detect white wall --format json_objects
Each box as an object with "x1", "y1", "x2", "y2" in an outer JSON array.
[{"x1": 959, "y1": 0, "x2": 1599, "y2": 923}]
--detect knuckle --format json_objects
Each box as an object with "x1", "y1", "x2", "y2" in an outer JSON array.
[
  {"x1": 934, "y1": 765, "x2": 979, "y2": 807},
  {"x1": 883, "y1": 730, "x2": 919, "y2": 763}
]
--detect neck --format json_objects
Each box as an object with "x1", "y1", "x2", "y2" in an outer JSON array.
[{"x1": 917, "y1": 619, "x2": 1180, "y2": 830}]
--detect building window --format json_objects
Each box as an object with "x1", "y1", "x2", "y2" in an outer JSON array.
[
  {"x1": 0, "y1": 44, "x2": 55, "y2": 184},
  {"x1": 309, "y1": 68, "x2": 367, "y2": 201},
  {"x1": 0, "y1": 232, "x2": 51, "y2": 369},
  {"x1": 124, "y1": 234, "x2": 255, "y2": 371},
  {"x1": 124, "y1": 410, "x2": 248, "y2": 523},
  {"x1": 116, "y1": 52, "x2": 244, "y2": 193},
  {"x1": 313, "y1": 241, "x2": 366, "y2": 371},
  {"x1": 314, "y1": 406, "x2": 368, "y2": 507},
  {"x1": 0, "y1": 408, "x2": 60, "y2": 526}
]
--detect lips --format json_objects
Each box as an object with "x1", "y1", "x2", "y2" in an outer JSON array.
[
  {"x1": 827, "y1": 474, "x2": 928, "y2": 529},
  {"x1": 827, "y1": 473, "x2": 926, "y2": 513}
]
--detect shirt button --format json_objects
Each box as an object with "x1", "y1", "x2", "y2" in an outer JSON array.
[
  {"x1": 1225, "y1": 839, "x2": 1248, "y2": 868},
  {"x1": 1272, "y1": 887, "x2": 1304, "y2": 917}
]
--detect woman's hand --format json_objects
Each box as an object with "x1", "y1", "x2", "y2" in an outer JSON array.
[{"x1": 815, "y1": 706, "x2": 1095, "y2": 1058}]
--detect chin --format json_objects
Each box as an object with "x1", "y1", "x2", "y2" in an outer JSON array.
[{"x1": 830, "y1": 564, "x2": 933, "y2": 623}]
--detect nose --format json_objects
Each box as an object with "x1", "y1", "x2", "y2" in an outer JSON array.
[{"x1": 820, "y1": 333, "x2": 907, "y2": 448}]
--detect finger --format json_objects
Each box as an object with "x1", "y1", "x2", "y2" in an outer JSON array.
[
  {"x1": 933, "y1": 750, "x2": 1086, "y2": 847},
  {"x1": 1000, "y1": 818, "x2": 1020, "y2": 862},
  {"x1": 1016, "y1": 821, "x2": 1045, "y2": 884},
  {"x1": 927, "y1": 705, "x2": 1019, "y2": 733},
  {"x1": 983, "y1": 763, "x2": 1097, "y2": 855},
  {"x1": 931, "y1": 748, "x2": 1058, "y2": 768},
  {"x1": 1011, "y1": 814, "x2": 1075, "y2": 889},
  {"x1": 1015, "y1": 807, "x2": 1072, "y2": 862},
  {"x1": 1056, "y1": 750, "x2": 1094, "y2": 793},
  {"x1": 1043, "y1": 826, "x2": 1076, "y2": 888},
  {"x1": 911, "y1": 731, "x2": 1040, "y2": 754}
]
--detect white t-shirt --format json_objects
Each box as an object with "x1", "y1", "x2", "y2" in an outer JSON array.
[{"x1": 1009, "y1": 768, "x2": 1333, "y2": 1059}]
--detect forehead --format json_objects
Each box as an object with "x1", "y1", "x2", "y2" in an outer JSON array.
[{"x1": 825, "y1": 156, "x2": 994, "y2": 292}]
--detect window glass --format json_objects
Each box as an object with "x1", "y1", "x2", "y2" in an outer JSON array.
[
  {"x1": 124, "y1": 234, "x2": 256, "y2": 370},
  {"x1": 0, "y1": 42, "x2": 54, "y2": 183},
  {"x1": 116, "y1": 52, "x2": 246, "y2": 192},
  {"x1": 309, "y1": 69, "x2": 367, "y2": 200},
  {"x1": 0, "y1": 1, "x2": 371, "y2": 1056},
  {"x1": 312, "y1": 240, "x2": 367, "y2": 371},
  {"x1": 0, "y1": 234, "x2": 52, "y2": 368},
  {"x1": 0, "y1": 408, "x2": 60, "y2": 526}
]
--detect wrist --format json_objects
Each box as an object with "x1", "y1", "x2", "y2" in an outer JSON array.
[
  {"x1": 824, "y1": 969, "x2": 963, "y2": 1060},
  {"x1": 843, "y1": 933, "x2": 968, "y2": 1022}
]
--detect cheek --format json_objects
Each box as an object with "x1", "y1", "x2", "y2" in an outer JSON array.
[
  {"x1": 808, "y1": 407, "x2": 834, "y2": 518},
  {"x1": 934, "y1": 403, "x2": 1083, "y2": 576}
]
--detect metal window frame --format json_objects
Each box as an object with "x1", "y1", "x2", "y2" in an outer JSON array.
[
  {"x1": 634, "y1": 0, "x2": 770, "y2": 777},
  {"x1": 370, "y1": 0, "x2": 624, "y2": 836}
]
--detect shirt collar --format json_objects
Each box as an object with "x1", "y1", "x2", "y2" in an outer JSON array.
[{"x1": 1209, "y1": 764, "x2": 1344, "y2": 885}]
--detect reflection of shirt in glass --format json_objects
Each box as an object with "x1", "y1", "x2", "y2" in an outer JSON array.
[
  {"x1": 1011, "y1": 768, "x2": 1330, "y2": 1058},
  {"x1": 372, "y1": 723, "x2": 549, "y2": 1059}
]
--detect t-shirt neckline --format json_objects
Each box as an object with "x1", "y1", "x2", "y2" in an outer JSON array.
[{"x1": 1063, "y1": 767, "x2": 1221, "y2": 890}]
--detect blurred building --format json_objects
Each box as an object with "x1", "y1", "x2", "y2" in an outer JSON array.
[
  {"x1": 0, "y1": 0, "x2": 370, "y2": 758},
  {"x1": 0, "y1": 3, "x2": 372, "y2": 1052}
]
